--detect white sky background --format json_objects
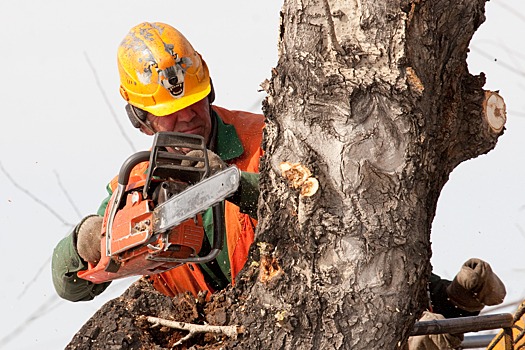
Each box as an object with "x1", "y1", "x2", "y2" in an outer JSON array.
[{"x1": 0, "y1": 1, "x2": 523, "y2": 349}]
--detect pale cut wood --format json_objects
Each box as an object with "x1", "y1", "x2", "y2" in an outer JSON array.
[{"x1": 484, "y1": 91, "x2": 507, "y2": 133}]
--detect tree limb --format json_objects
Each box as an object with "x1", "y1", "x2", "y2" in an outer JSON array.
[
  {"x1": 144, "y1": 316, "x2": 244, "y2": 346},
  {"x1": 0, "y1": 161, "x2": 74, "y2": 227}
]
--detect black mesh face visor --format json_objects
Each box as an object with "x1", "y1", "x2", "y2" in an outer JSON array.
[
  {"x1": 125, "y1": 104, "x2": 149, "y2": 129},
  {"x1": 124, "y1": 82, "x2": 214, "y2": 134}
]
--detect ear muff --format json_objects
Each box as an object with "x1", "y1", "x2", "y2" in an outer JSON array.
[
  {"x1": 208, "y1": 78, "x2": 215, "y2": 104},
  {"x1": 125, "y1": 104, "x2": 148, "y2": 129}
]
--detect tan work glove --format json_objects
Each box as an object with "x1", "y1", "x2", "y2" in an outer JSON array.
[
  {"x1": 406, "y1": 311, "x2": 463, "y2": 350},
  {"x1": 182, "y1": 150, "x2": 227, "y2": 175},
  {"x1": 76, "y1": 215, "x2": 103, "y2": 264},
  {"x1": 446, "y1": 258, "x2": 506, "y2": 312}
]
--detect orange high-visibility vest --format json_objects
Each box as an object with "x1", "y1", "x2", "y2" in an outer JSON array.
[{"x1": 110, "y1": 106, "x2": 264, "y2": 298}]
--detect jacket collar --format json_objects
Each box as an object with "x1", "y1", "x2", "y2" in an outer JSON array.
[{"x1": 212, "y1": 109, "x2": 244, "y2": 161}]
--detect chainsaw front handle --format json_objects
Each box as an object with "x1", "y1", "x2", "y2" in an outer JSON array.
[{"x1": 106, "y1": 132, "x2": 229, "y2": 266}]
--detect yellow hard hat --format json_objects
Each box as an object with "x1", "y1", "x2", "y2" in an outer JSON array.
[{"x1": 118, "y1": 22, "x2": 211, "y2": 116}]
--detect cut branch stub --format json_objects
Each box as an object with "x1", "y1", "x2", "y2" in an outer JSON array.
[
  {"x1": 483, "y1": 91, "x2": 506, "y2": 133},
  {"x1": 279, "y1": 161, "x2": 319, "y2": 197}
]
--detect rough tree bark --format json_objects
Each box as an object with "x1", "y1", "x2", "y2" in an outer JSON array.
[
  {"x1": 66, "y1": 0, "x2": 506, "y2": 349},
  {"x1": 230, "y1": 0, "x2": 505, "y2": 349}
]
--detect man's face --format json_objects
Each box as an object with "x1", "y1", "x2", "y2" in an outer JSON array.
[{"x1": 142, "y1": 97, "x2": 212, "y2": 144}]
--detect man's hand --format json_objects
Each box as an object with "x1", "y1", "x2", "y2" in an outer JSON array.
[
  {"x1": 76, "y1": 215, "x2": 103, "y2": 264},
  {"x1": 182, "y1": 150, "x2": 227, "y2": 175},
  {"x1": 446, "y1": 258, "x2": 506, "y2": 312},
  {"x1": 406, "y1": 311, "x2": 463, "y2": 350}
]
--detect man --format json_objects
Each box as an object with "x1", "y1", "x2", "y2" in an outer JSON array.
[
  {"x1": 52, "y1": 22, "x2": 264, "y2": 301},
  {"x1": 408, "y1": 258, "x2": 506, "y2": 349}
]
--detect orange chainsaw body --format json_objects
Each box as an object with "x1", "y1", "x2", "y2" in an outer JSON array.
[
  {"x1": 77, "y1": 131, "x2": 234, "y2": 285},
  {"x1": 78, "y1": 178, "x2": 204, "y2": 283}
]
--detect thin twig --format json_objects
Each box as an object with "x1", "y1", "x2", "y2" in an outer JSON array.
[
  {"x1": 515, "y1": 223, "x2": 525, "y2": 240},
  {"x1": 17, "y1": 256, "x2": 52, "y2": 299},
  {"x1": 0, "y1": 295, "x2": 62, "y2": 347},
  {"x1": 246, "y1": 97, "x2": 264, "y2": 113},
  {"x1": 145, "y1": 316, "x2": 243, "y2": 347},
  {"x1": 0, "y1": 161, "x2": 75, "y2": 227},
  {"x1": 470, "y1": 45, "x2": 525, "y2": 77},
  {"x1": 54, "y1": 170, "x2": 83, "y2": 219},
  {"x1": 495, "y1": 2, "x2": 525, "y2": 22},
  {"x1": 83, "y1": 51, "x2": 137, "y2": 152}
]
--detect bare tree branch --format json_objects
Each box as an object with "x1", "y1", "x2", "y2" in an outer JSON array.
[
  {"x1": 83, "y1": 51, "x2": 137, "y2": 152},
  {"x1": 515, "y1": 223, "x2": 525, "y2": 240},
  {"x1": 495, "y1": 2, "x2": 525, "y2": 22},
  {"x1": 144, "y1": 316, "x2": 243, "y2": 346},
  {"x1": 0, "y1": 295, "x2": 62, "y2": 348},
  {"x1": 17, "y1": 256, "x2": 52, "y2": 300},
  {"x1": 53, "y1": 170, "x2": 83, "y2": 219},
  {"x1": 0, "y1": 162, "x2": 75, "y2": 227},
  {"x1": 470, "y1": 45, "x2": 525, "y2": 78}
]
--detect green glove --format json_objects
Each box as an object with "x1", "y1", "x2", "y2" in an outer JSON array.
[
  {"x1": 76, "y1": 215, "x2": 103, "y2": 264},
  {"x1": 182, "y1": 150, "x2": 227, "y2": 175},
  {"x1": 446, "y1": 258, "x2": 506, "y2": 312}
]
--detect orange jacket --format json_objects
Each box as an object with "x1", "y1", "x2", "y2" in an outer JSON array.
[{"x1": 108, "y1": 106, "x2": 264, "y2": 297}]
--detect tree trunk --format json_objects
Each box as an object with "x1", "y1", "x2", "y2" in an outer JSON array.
[
  {"x1": 231, "y1": 0, "x2": 505, "y2": 349},
  {"x1": 66, "y1": 0, "x2": 506, "y2": 349}
]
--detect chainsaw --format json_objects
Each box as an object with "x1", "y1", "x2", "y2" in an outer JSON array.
[{"x1": 78, "y1": 132, "x2": 240, "y2": 284}]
